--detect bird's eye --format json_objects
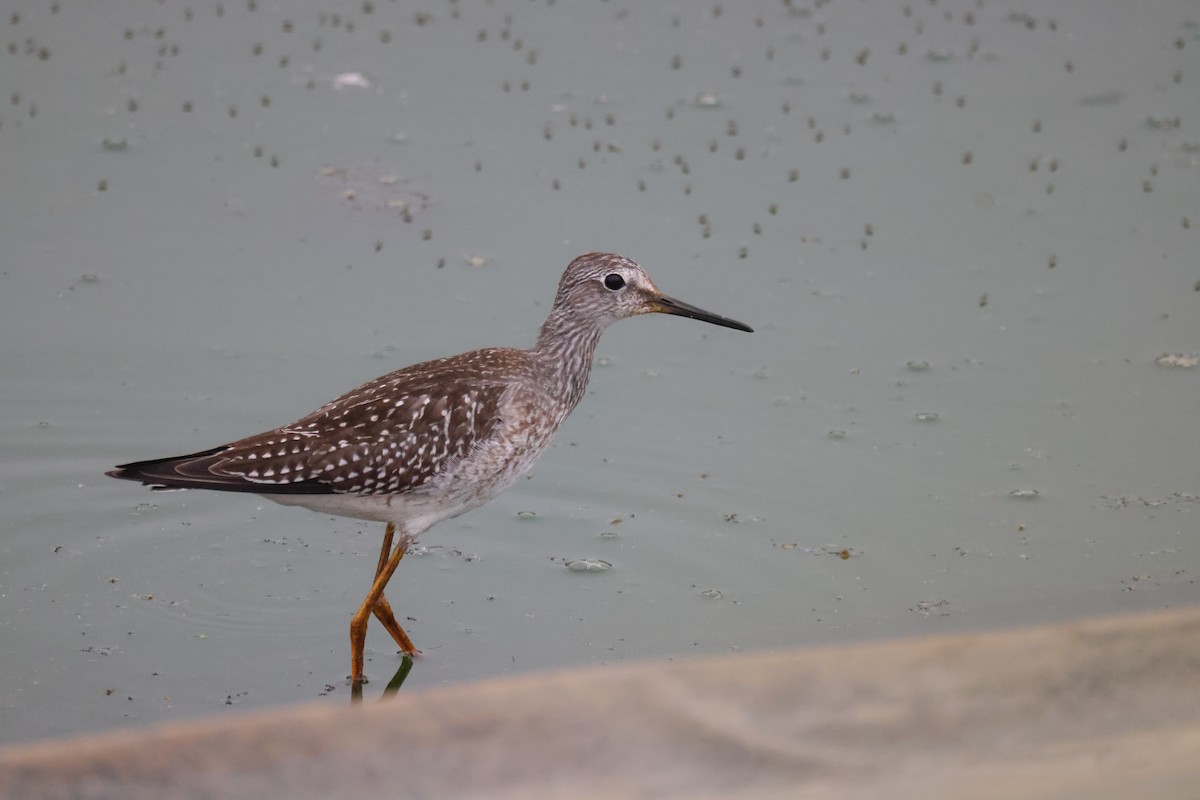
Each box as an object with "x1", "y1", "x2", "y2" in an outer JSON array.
[{"x1": 603, "y1": 273, "x2": 626, "y2": 291}]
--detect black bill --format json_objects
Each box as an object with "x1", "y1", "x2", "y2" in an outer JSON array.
[{"x1": 654, "y1": 294, "x2": 754, "y2": 333}]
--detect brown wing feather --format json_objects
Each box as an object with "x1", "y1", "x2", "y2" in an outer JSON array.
[
  {"x1": 109, "y1": 349, "x2": 529, "y2": 496},
  {"x1": 215, "y1": 380, "x2": 508, "y2": 494}
]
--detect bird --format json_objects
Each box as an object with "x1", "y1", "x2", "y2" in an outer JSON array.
[{"x1": 107, "y1": 252, "x2": 753, "y2": 685}]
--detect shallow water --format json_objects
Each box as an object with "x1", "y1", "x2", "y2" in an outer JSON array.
[{"x1": 1, "y1": 0, "x2": 1196, "y2": 744}]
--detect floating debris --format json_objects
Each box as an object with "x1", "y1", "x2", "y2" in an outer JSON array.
[
  {"x1": 1009, "y1": 488, "x2": 1041, "y2": 499},
  {"x1": 332, "y1": 72, "x2": 370, "y2": 89},
  {"x1": 565, "y1": 558, "x2": 612, "y2": 573},
  {"x1": 1155, "y1": 353, "x2": 1197, "y2": 369},
  {"x1": 1145, "y1": 115, "x2": 1182, "y2": 129},
  {"x1": 318, "y1": 165, "x2": 429, "y2": 216},
  {"x1": 799, "y1": 545, "x2": 860, "y2": 559},
  {"x1": 912, "y1": 599, "x2": 950, "y2": 616}
]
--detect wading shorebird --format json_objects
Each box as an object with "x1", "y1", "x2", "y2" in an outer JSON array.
[{"x1": 107, "y1": 253, "x2": 752, "y2": 684}]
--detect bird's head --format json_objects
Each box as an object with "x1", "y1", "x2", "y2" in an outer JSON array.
[{"x1": 552, "y1": 252, "x2": 753, "y2": 332}]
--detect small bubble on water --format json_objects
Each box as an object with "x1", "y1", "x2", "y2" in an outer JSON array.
[
  {"x1": 516, "y1": 510, "x2": 537, "y2": 519},
  {"x1": 1009, "y1": 489, "x2": 1040, "y2": 499},
  {"x1": 565, "y1": 558, "x2": 612, "y2": 573},
  {"x1": 914, "y1": 412, "x2": 940, "y2": 422}
]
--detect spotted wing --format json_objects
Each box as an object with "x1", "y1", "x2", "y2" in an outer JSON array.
[{"x1": 108, "y1": 373, "x2": 510, "y2": 496}]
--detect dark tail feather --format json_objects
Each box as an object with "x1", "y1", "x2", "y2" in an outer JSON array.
[
  {"x1": 107, "y1": 446, "x2": 238, "y2": 490},
  {"x1": 106, "y1": 446, "x2": 329, "y2": 494}
]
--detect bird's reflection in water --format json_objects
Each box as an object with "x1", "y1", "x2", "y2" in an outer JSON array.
[{"x1": 351, "y1": 654, "x2": 416, "y2": 704}]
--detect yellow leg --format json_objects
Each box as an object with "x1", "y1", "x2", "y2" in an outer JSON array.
[
  {"x1": 370, "y1": 522, "x2": 418, "y2": 654},
  {"x1": 350, "y1": 523, "x2": 416, "y2": 684}
]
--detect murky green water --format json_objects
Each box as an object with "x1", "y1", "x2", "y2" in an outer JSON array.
[{"x1": 1, "y1": 0, "x2": 1196, "y2": 745}]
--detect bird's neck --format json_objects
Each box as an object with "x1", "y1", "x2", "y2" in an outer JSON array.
[{"x1": 531, "y1": 307, "x2": 606, "y2": 414}]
